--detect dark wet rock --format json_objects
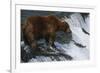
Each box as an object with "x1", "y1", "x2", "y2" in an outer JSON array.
[
  {"x1": 21, "y1": 47, "x2": 33, "y2": 62},
  {"x1": 21, "y1": 41, "x2": 33, "y2": 62},
  {"x1": 21, "y1": 31, "x2": 73, "y2": 62},
  {"x1": 72, "y1": 40, "x2": 86, "y2": 48},
  {"x1": 82, "y1": 28, "x2": 90, "y2": 35}
]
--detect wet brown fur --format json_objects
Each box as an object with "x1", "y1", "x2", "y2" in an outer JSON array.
[{"x1": 22, "y1": 15, "x2": 71, "y2": 52}]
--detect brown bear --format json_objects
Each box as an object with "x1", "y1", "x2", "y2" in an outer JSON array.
[{"x1": 22, "y1": 15, "x2": 71, "y2": 52}]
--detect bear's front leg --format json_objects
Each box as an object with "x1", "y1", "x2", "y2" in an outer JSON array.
[{"x1": 46, "y1": 32, "x2": 56, "y2": 52}]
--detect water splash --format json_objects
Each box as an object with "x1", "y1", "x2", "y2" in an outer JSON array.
[{"x1": 21, "y1": 13, "x2": 90, "y2": 62}]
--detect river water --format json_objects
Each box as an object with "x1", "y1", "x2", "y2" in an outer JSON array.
[{"x1": 21, "y1": 11, "x2": 90, "y2": 62}]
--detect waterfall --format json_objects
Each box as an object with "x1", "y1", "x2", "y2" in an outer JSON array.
[
  {"x1": 55, "y1": 13, "x2": 90, "y2": 60},
  {"x1": 21, "y1": 13, "x2": 90, "y2": 62},
  {"x1": 64, "y1": 13, "x2": 89, "y2": 49}
]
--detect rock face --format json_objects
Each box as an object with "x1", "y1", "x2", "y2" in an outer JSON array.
[
  {"x1": 21, "y1": 37, "x2": 73, "y2": 62},
  {"x1": 21, "y1": 11, "x2": 89, "y2": 63}
]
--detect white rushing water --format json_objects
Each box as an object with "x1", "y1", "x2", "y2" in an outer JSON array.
[
  {"x1": 54, "y1": 13, "x2": 90, "y2": 60},
  {"x1": 28, "y1": 13, "x2": 90, "y2": 62},
  {"x1": 64, "y1": 13, "x2": 90, "y2": 50}
]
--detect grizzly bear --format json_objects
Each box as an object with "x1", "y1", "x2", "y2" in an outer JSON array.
[{"x1": 22, "y1": 15, "x2": 71, "y2": 52}]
